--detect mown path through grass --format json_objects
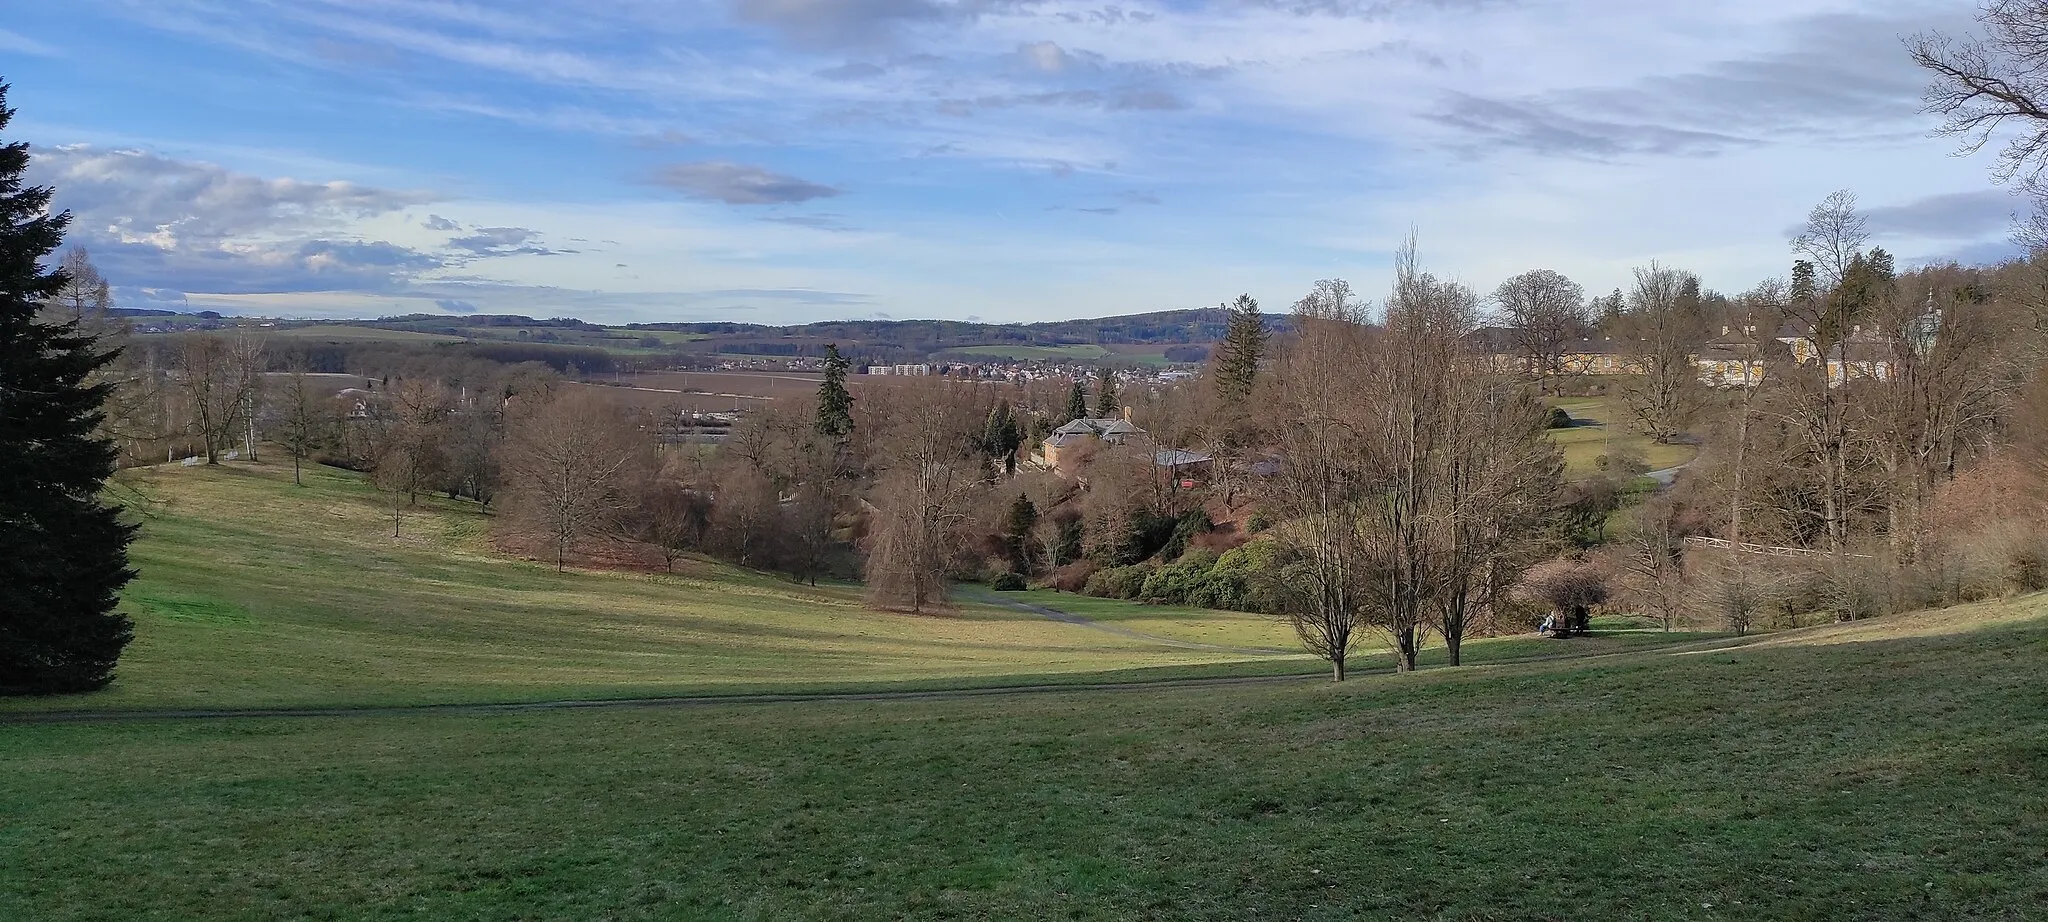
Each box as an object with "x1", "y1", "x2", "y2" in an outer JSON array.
[{"x1": 960, "y1": 587, "x2": 1301, "y2": 656}]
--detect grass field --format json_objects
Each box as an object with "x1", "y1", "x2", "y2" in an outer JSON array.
[
  {"x1": 4, "y1": 597, "x2": 2043, "y2": 920},
  {"x1": 1549, "y1": 394, "x2": 1698, "y2": 477},
  {"x1": 258, "y1": 324, "x2": 468, "y2": 345},
  {"x1": 0, "y1": 462, "x2": 1318, "y2": 714}
]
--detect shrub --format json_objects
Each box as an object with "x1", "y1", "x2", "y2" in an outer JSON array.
[
  {"x1": 1045, "y1": 560, "x2": 1097, "y2": 593},
  {"x1": 987, "y1": 572, "x2": 1026, "y2": 591},
  {"x1": 1595, "y1": 448, "x2": 1650, "y2": 476},
  {"x1": 1545, "y1": 406, "x2": 1573, "y2": 429},
  {"x1": 1084, "y1": 564, "x2": 1153, "y2": 600},
  {"x1": 1159, "y1": 511, "x2": 1213, "y2": 563}
]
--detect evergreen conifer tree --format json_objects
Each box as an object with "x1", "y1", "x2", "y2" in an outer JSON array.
[
  {"x1": 0, "y1": 82, "x2": 136, "y2": 694},
  {"x1": 981, "y1": 400, "x2": 1020, "y2": 473},
  {"x1": 1211, "y1": 294, "x2": 1266, "y2": 404},
  {"x1": 1094, "y1": 367, "x2": 1120, "y2": 416},
  {"x1": 1003, "y1": 494, "x2": 1038, "y2": 572},
  {"x1": 1065, "y1": 379, "x2": 1088, "y2": 422},
  {"x1": 815, "y1": 343, "x2": 854, "y2": 442}
]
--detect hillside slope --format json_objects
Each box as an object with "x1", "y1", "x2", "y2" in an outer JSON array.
[
  {"x1": 4, "y1": 462, "x2": 1304, "y2": 712},
  {"x1": 5, "y1": 592, "x2": 2043, "y2": 920}
]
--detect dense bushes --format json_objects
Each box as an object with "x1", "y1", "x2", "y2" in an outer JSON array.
[{"x1": 1081, "y1": 540, "x2": 1291, "y2": 614}]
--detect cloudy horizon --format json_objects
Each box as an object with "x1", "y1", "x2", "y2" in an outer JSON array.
[{"x1": 2, "y1": 0, "x2": 2024, "y2": 324}]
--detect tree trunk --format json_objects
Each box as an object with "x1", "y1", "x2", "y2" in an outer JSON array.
[
  {"x1": 1395, "y1": 626, "x2": 1420, "y2": 672},
  {"x1": 1331, "y1": 654, "x2": 1346, "y2": 682}
]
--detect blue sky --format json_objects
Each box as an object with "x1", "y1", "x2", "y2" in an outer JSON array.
[{"x1": 1, "y1": 0, "x2": 2021, "y2": 324}]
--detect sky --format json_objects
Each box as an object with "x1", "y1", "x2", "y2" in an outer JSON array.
[{"x1": 0, "y1": 0, "x2": 2023, "y2": 324}]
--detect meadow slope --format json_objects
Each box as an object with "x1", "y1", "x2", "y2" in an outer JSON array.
[
  {"x1": 3, "y1": 462, "x2": 1311, "y2": 712},
  {"x1": 3, "y1": 597, "x2": 2043, "y2": 920}
]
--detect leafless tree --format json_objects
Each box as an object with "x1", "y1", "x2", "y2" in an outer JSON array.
[
  {"x1": 1693, "y1": 559, "x2": 1776, "y2": 637},
  {"x1": 1616, "y1": 496, "x2": 1693, "y2": 632},
  {"x1": 504, "y1": 391, "x2": 643, "y2": 569},
  {"x1": 1790, "y1": 189, "x2": 1871, "y2": 289},
  {"x1": 373, "y1": 378, "x2": 451, "y2": 536},
  {"x1": 1493, "y1": 269, "x2": 1589, "y2": 394},
  {"x1": 1910, "y1": 3, "x2": 2048, "y2": 238},
  {"x1": 1860, "y1": 264, "x2": 2017, "y2": 562},
  {"x1": 40, "y1": 248, "x2": 174, "y2": 463},
  {"x1": 177, "y1": 333, "x2": 264, "y2": 464},
  {"x1": 861, "y1": 379, "x2": 990, "y2": 612},
  {"x1": 1267, "y1": 281, "x2": 1375, "y2": 680},
  {"x1": 624, "y1": 473, "x2": 712, "y2": 572},
  {"x1": 1615, "y1": 262, "x2": 1709, "y2": 443},
  {"x1": 708, "y1": 461, "x2": 779, "y2": 567},
  {"x1": 277, "y1": 358, "x2": 327, "y2": 486},
  {"x1": 1514, "y1": 558, "x2": 1609, "y2": 637},
  {"x1": 1429, "y1": 375, "x2": 1563, "y2": 664}
]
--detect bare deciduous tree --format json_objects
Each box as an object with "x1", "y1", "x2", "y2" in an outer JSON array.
[
  {"x1": 1790, "y1": 189, "x2": 1871, "y2": 289},
  {"x1": 861, "y1": 379, "x2": 990, "y2": 612},
  {"x1": 177, "y1": 332, "x2": 264, "y2": 464},
  {"x1": 1493, "y1": 269, "x2": 1589, "y2": 394},
  {"x1": 504, "y1": 391, "x2": 642, "y2": 569},
  {"x1": 1515, "y1": 558, "x2": 1609, "y2": 637},
  {"x1": 1268, "y1": 281, "x2": 1374, "y2": 680},
  {"x1": 1615, "y1": 262, "x2": 1709, "y2": 443},
  {"x1": 277, "y1": 358, "x2": 327, "y2": 486},
  {"x1": 374, "y1": 379, "x2": 451, "y2": 537},
  {"x1": 1910, "y1": 3, "x2": 2048, "y2": 240}
]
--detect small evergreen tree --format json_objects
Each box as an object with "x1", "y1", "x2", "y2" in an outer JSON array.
[
  {"x1": 1211, "y1": 294, "x2": 1266, "y2": 404},
  {"x1": 0, "y1": 82, "x2": 136, "y2": 694},
  {"x1": 1003, "y1": 494, "x2": 1038, "y2": 573},
  {"x1": 981, "y1": 400, "x2": 1020, "y2": 473},
  {"x1": 1065, "y1": 378, "x2": 1089, "y2": 422},
  {"x1": 1095, "y1": 367, "x2": 1120, "y2": 416},
  {"x1": 816, "y1": 343, "x2": 854, "y2": 443}
]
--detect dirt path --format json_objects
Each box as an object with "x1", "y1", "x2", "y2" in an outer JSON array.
[{"x1": 962, "y1": 589, "x2": 1301, "y2": 657}]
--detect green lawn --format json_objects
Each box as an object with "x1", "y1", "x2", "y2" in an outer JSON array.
[
  {"x1": 4, "y1": 598, "x2": 2043, "y2": 920},
  {"x1": 1010, "y1": 590, "x2": 1301, "y2": 650},
  {"x1": 1549, "y1": 395, "x2": 1697, "y2": 477},
  {"x1": 1011, "y1": 590, "x2": 1724, "y2": 665},
  {"x1": 3, "y1": 463, "x2": 1307, "y2": 713}
]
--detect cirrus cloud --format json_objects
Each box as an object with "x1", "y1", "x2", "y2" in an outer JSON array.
[{"x1": 649, "y1": 161, "x2": 843, "y2": 205}]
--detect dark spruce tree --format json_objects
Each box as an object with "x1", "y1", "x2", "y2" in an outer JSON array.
[
  {"x1": 815, "y1": 343, "x2": 854, "y2": 442},
  {"x1": 0, "y1": 82, "x2": 136, "y2": 694},
  {"x1": 1211, "y1": 293, "x2": 1266, "y2": 405},
  {"x1": 1094, "y1": 367, "x2": 1120, "y2": 416},
  {"x1": 1064, "y1": 378, "x2": 1088, "y2": 423}
]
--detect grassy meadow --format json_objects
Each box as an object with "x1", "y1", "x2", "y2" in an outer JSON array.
[
  {"x1": 1549, "y1": 394, "x2": 1697, "y2": 477},
  {"x1": 5, "y1": 459, "x2": 2043, "y2": 920},
  {"x1": 0, "y1": 462, "x2": 1316, "y2": 713},
  {"x1": 4, "y1": 597, "x2": 2044, "y2": 920}
]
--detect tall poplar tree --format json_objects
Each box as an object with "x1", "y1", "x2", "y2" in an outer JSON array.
[{"x1": 0, "y1": 82, "x2": 136, "y2": 694}]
